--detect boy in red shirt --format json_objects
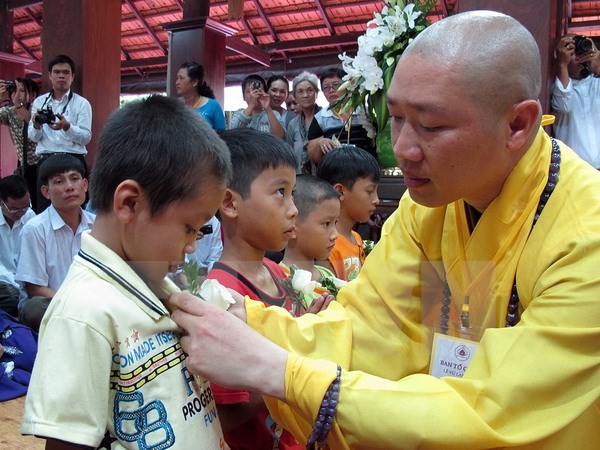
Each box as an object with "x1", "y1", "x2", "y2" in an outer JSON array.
[{"x1": 207, "y1": 128, "x2": 301, "y2": 449}]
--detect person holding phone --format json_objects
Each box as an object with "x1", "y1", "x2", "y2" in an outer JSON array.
[{"x1": 231, "y1": 74, "x2": 286, "y2": 139}]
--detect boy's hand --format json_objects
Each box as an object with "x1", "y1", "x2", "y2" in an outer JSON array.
[{"x1": 306, "y1": 293, "x2": 335, "y2": 314}]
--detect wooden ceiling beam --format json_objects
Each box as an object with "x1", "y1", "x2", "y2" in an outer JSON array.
[
  {"x1": 124, "y1": 0, "x2": 168, "y2": 54},
  {"x1": 263, "y1": 32, "x2": 362, "y2": 52},
  {"x1": 314, "y1": 0, "x2": 335, "y2": 35},
  {"x1": 227, "y1": 36, "x2": 271, "y2": 66},
  {"x1": 251, "y1": 0, "x2": 279, "y2": 41}
]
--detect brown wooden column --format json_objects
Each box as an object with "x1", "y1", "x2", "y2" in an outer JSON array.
[
  {"x1": 40, "y1": 0, "x2": 121, "y2": 168},
  {"x1": 1, "y1": 1, "x2": 27, "y2": 176},
  {"x1": 163, "y1": 0, "x2": 236, "y2": 107},
  {"x1": 458, "y1": 0, "x2": 565, "y2": 115}
]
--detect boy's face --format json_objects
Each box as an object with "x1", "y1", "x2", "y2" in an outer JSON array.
[
  {"x1": 41, "y1": 170, "x2": 87, "y2": 211},
  {"x1": 295, "y1": 198, "x2": 340, "y2": 261},
  {"x1": 235, "y1": 166, "x2": 298, "y2": 252},
  {"x1": 125, "y1": 179, "x2": 224, "y2": 283},
  {"x1": 341, "y1": 177, "x2": 379, "y2": 223}
]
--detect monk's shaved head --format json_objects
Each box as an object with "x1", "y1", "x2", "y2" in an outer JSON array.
[{"x1": 402, "y1": 11, "x2": 541, "y2": 120}]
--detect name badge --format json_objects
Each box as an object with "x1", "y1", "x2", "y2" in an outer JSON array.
[{"x1": 429, "y1": 332, "x2": 479, "y2": 379}]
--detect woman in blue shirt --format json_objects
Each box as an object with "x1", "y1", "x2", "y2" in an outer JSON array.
[{"x1": 176, "y1": 61, "x2": 226, "y2": 131}]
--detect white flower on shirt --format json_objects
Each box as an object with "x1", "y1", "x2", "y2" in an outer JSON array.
[{"x1": 198, "y1": 279, "x2": 236, "y2": 311}]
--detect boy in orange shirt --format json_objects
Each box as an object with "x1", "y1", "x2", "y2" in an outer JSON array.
[
  {"x1": 316, "y1": 145, "x2": 380, "y2": 280},
  {"x1": 280, "y1": 174, "x2": 345, "y2": 305}
]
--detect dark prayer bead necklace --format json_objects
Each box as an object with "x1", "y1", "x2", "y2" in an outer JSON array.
[{"x1": 440, "y1": 138, "x2": 561, "y2": 334}]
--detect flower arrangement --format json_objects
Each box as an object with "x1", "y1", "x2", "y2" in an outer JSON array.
[{"x1": 335, "y1": 0, "x2": 435, "y2": 167}]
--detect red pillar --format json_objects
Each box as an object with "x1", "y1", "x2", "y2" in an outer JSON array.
[{"x1": 40, "y1": 0, "x2": 121, "y2": 169}]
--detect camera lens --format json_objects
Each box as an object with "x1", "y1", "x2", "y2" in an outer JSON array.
[{"x1": 574, "y1": 36, "x2": 593, "y2": 55}]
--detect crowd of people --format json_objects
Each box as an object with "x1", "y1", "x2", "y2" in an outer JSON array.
[{"x1": 0, "y1": 9, "x2": 599, "y2": 450}]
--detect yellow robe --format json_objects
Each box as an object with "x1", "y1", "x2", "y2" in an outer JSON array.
[{"x1": 246, "y1": 129, "x2": 600, "y2": 449}]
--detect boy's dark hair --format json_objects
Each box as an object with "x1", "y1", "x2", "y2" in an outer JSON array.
[
  {"x1": 39, "y1": 154, "x2": 85, "y2": 186},
  {"x1": 179, "y1": 61, "x2": 216, "y2": 99},
  {"x1": 0, "y1": 175, "x2": 29, "y2": 201},
  {"x1": 48, "y1": 54, "x2": 76, "y2": 74},
  {"x1": 90, "y1": 95, "x2": 232, "y2": 216},
  {"x1": 316, "y1": 145, "x2": 380, "y2": 189},
  {"x1": 294, "y1": 174, "x2": 340, "y2": 221},
  {"x1": 218, "y1": 128, "x2": 297, "y2": 199},
  {"x1": 241, "y1": 74, "x2": 266, "y2": 94},
  {"x1": 319, "y1": 68, "x2": 346, "y2": 86}
]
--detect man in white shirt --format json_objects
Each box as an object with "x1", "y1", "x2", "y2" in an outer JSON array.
[
  {"x1": 16, "y1": 154, "x2": 94, "y2": 331},
  {"x1": 0, "y1": 175, "x2": 35, "y2": 317},
  {"x1": 28, "y1": 54, "x2": 92, "y2": 211},
  {"x1": 551, "y1": 34, "x2": 600, "y2": 169}
]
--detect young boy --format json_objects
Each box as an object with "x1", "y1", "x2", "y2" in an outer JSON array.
[
  {"x1": 21, "y1": 95, "x2": 232, "y2": 449},
  {"x1": 316, "y1": 145, "x2": 380, "y2": 281},
  {"x1": 207, "y1": 127, "x2": 301, "y2": 449},
  {"x1": 280, "y1": 174, "x2": 344, "y2": 301},
  {"x1": 15, "y1": 154, "x2": 94, "y2": 331}
]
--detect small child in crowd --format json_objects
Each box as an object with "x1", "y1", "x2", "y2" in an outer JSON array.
[
  {"x1": 21, "y1": 95, "x2": 231, "y2": 449},
  {"x1": 16, "y1": 153, "x2": 94, "y2": 331},
  {"x1": 316, "y1": 145, "x2": 380, "y2": 281},
  {"x1": 207, "y1": 127, "x2": 302, "y2": 450},
  {"x1": 280, "y1": 174, "x2": 345, "y2": 305}
]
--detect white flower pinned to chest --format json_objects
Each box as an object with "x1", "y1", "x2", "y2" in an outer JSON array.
[{"x1": 197, "y1": 278, "x2": 236, "y2": 311}]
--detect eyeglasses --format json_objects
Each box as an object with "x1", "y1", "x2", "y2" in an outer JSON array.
[
  {"x1": 322, "y1": 82, "x2": 341, "y2": 93},
  {"x1": 2, "y1": 200, "x2": 31, "y2": 214}
]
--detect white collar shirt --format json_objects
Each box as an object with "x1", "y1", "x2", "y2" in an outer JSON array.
[
  {"x1": 28, "y1": 90, "x2": 92, "y2": 156},
  {"x1": 551, "y1": 76, "x2": 600, "y2": 168},
  {"x1": 0, "y1": 209, "x2": 35, "y2": 287},
  {"x1": 15, "y1": 205, "x2": 95, "y2": 292}
]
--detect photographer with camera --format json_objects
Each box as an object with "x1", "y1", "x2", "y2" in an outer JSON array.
[
  {"x1": 0, "y1": 78, "x2": 41, "y2": 209},
  {"x1": 551, "y1": 34, "x2": 600, "y2": 169},
  {"x1": 231, "y1": 74, "x2": 286, "y2": 139},
  {"x1": 28, "y1": 54, "x2": 92, "y2": 212}
]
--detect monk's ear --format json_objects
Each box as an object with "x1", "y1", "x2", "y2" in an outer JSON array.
[{"x1": 507, "y1": 99, "x2": 540, "y2": 151}]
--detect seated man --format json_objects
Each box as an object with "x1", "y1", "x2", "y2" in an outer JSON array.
[
  {"x1": 16, "y1": 154, "x2": 94, "y2": 331},
  {"x1": 0, "y1": 175, "x2": 35, "y2": 317}
]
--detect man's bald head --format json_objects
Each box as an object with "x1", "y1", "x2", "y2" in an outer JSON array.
[{"x1": 402, "y1": 11, "x2": 541, "y2": 119}]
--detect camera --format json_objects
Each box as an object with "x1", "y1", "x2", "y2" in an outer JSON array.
[
  {"x1": 573, "y1": 35, "x2": 593, "y2": 56},
  {"x1": 199, "y1": 224, "x2": 213, "y2": 235},
  {"x1": 4, "y1": 80, "x2": 16, "y2": 94},
  {"x1": 252, "y1": 80, "x2": 262, "y2": 90},
  {"x1": 34, "y1": 107, "x2": 56, "y2": 125}
]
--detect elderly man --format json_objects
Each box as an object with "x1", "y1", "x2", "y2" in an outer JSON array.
[{"x1": 170, "y1": 11, "x2": 600, "y2": 449}]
